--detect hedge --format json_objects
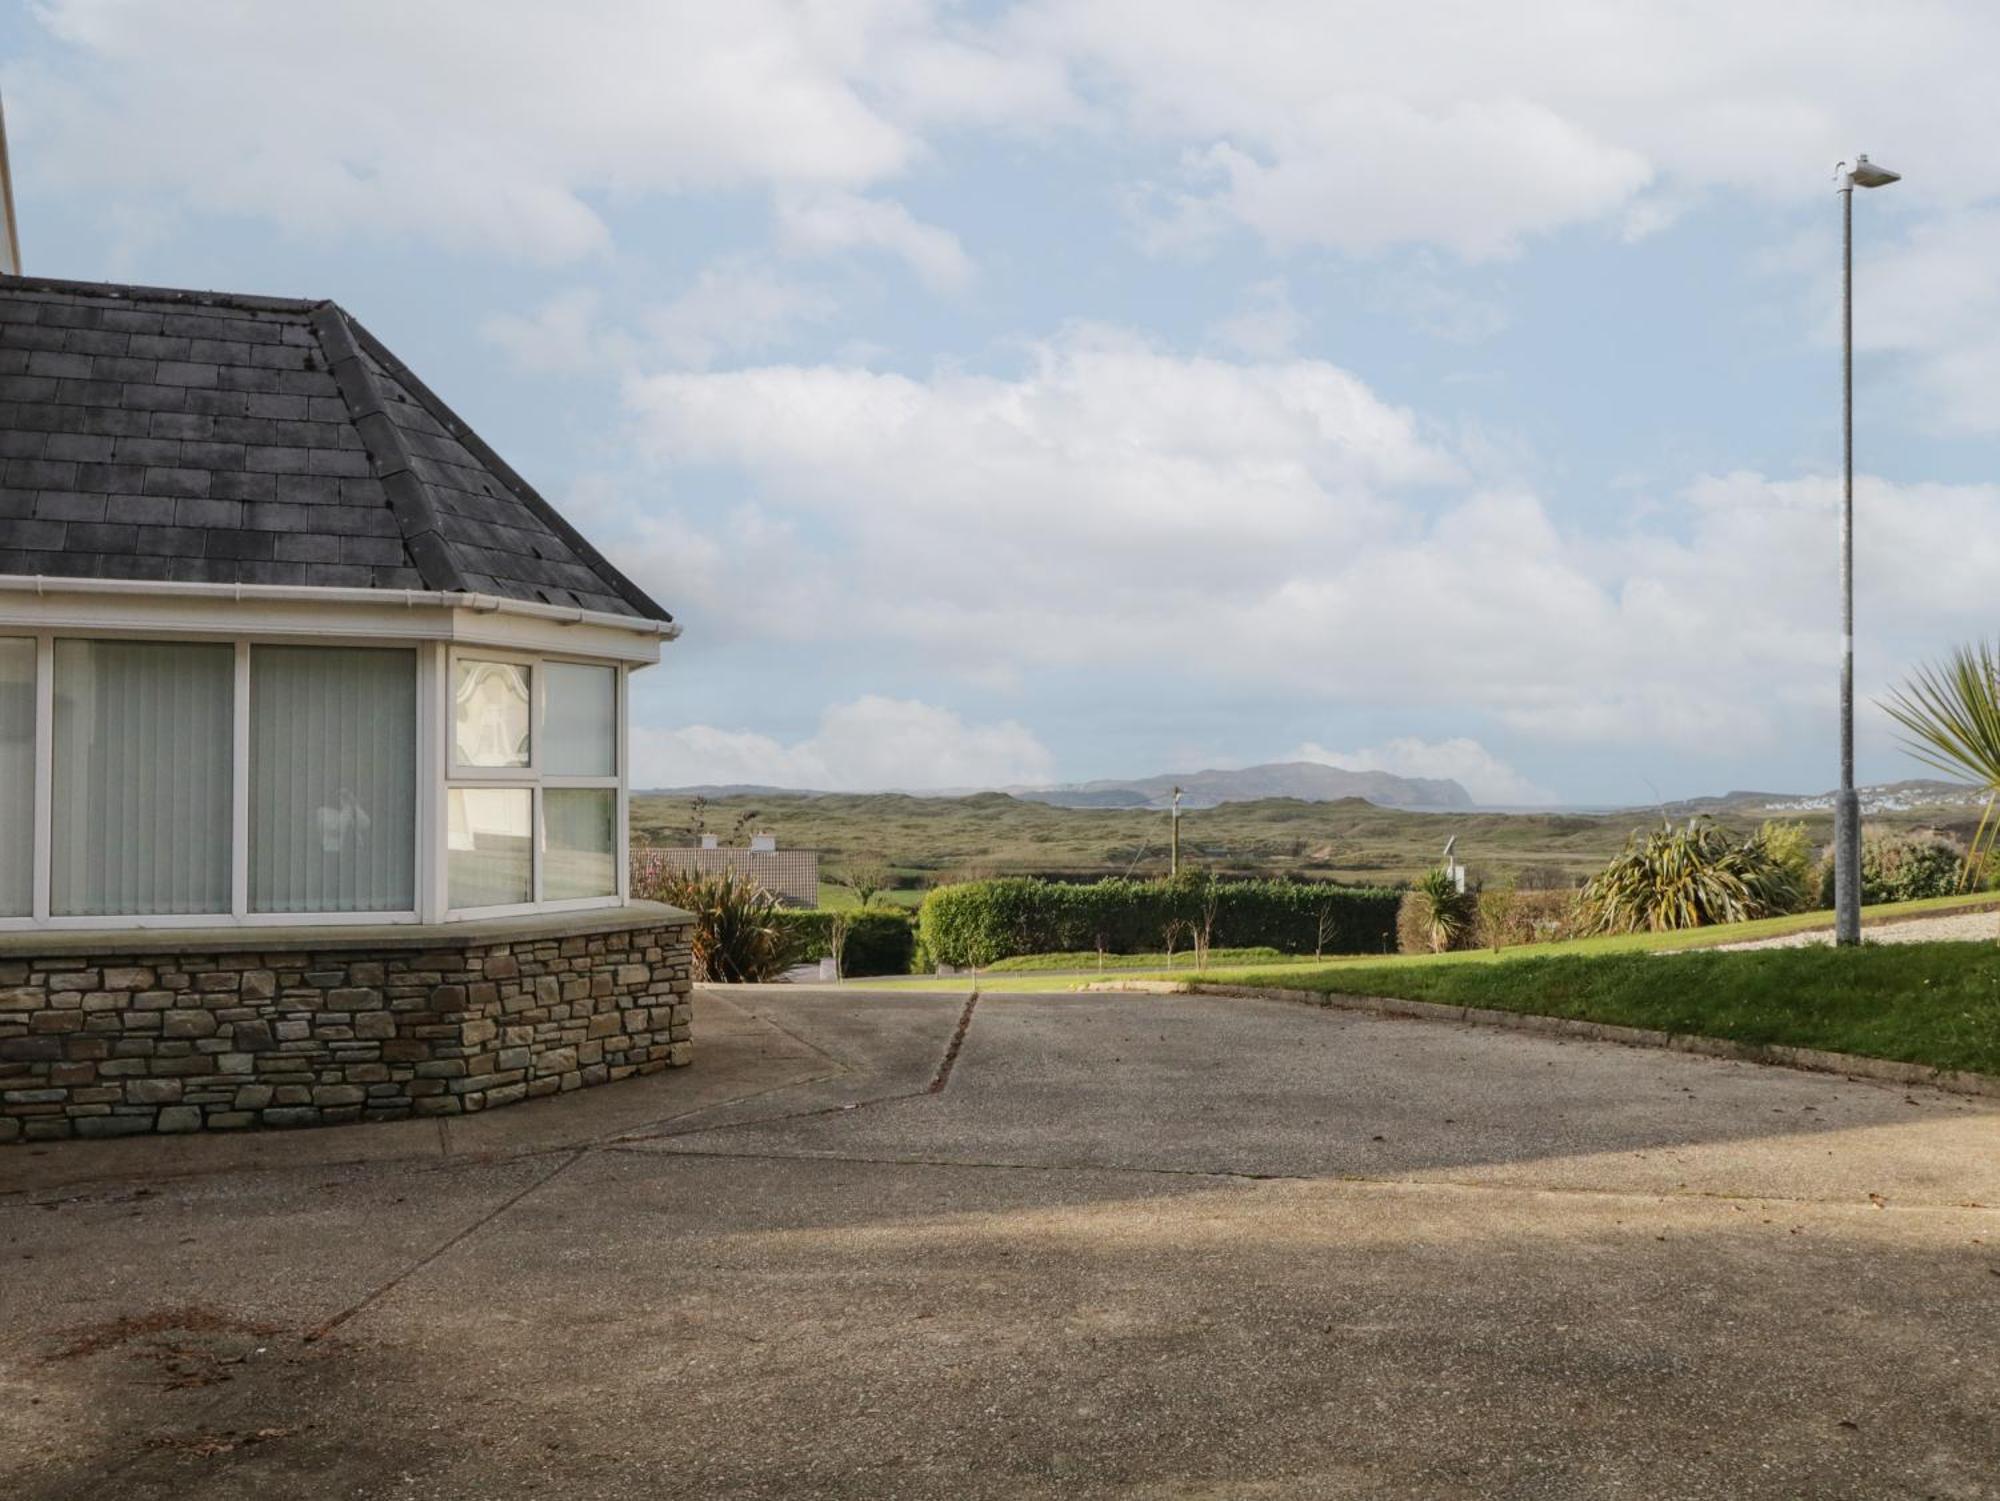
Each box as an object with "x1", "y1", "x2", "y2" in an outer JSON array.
[
  {"x1": 774, "y1": 908, "x2": 917, "y2": 977},
  {"x1": 916, "y1": 876, "x2": 1400, "y2": 968}
]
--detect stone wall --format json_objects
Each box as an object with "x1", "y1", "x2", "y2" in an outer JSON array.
[{"x1": 0, "y1": 912, "x2": 693, "y2": 1141}]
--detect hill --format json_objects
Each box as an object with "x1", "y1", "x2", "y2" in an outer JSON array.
[
  {"x1": 629, "y1": 781, "x2": 1991, "y2": 897},
  {"x1": 1017, "y1": 760, "x2": 1472, "y2": 811}
]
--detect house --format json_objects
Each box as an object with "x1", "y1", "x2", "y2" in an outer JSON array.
[
  {"x1": 0, "y1": 272, "x2": 694, "y2": 1139},
  {"x1": 636, "y1": 835, "x2": 821, "y2": 908}
]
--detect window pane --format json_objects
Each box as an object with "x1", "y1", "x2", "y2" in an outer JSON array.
[
  {"x1": 447, "y1": 787, "x2": 532, "y2": 908},
  {"x1": 544, "y1": 788, "x2": 616, "y2": 900},
  {"x1": 250, "y1": 647, "x2": 416, "y2": 914},
  {"x1": 543, "y1": 662, "x2": 616, "y2": 776},
  {"x1": 454, "y1": 659, "x2": 530, "y2": 768},
  {"x1": 52, "y1": 639, "x2": 233, "y2": 916},
  {"x1": 0, "y1": 638, "x2": 32, "y2": 917}
]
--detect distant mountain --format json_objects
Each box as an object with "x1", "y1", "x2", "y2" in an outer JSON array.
[{"x1": 1016, "y1": 761, "x2": 1473, "y2": 812}]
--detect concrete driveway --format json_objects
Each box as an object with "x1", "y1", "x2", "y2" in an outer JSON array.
[{"x1": 4, "y1": 985, "x2": 1998, "y2": 1499}]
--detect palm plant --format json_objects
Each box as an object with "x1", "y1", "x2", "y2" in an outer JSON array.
[
  {"x1": 1404, "y1": 866, "x2": 1473, "y2": 953},
  {"x1": 639, "y1": 866, "x2": 799, "y2": 983},
  {"x1": 1575, "y1": 818, "x2": 1803, "y2": 935},
  {"x1": 1880, "y1": 641, "x2": 2000, "y2": 894}
]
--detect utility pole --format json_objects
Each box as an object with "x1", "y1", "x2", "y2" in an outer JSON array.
[{"x1": 1169, "y1": 786, "x2": 1183, "y2": 878}]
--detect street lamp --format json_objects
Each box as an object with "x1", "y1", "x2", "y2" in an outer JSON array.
[{"x1": 1834, "y1": 152, "x2": 1899, "y2": 946}]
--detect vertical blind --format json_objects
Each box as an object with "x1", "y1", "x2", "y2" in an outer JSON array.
[
  {"x1": 544, "y1": 788, "x2": 616, "y2": 899},
  {"x1": 0, "y1": 638, "x2": 32, "y2": 917},
  {"x1": 250, "y1": 647, "x2": 416, "y2": 913},
  {"x1": 447, "y1": 787, "x2": 533, "y2": 908},
  {"x1": 51, "y1": 639, "x2": 234, "y2": 916},
  {"x1": 543, "y1": 662, "x2": 616, "y2": 776}
]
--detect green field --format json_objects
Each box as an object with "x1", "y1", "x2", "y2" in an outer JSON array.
[{"x1": 630, "y1": 786, "x2": 1989, "y2": 901}]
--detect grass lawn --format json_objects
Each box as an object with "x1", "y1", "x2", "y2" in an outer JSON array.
[
  {"x1": 985, "y1": 946, "x2": 1303, "y2": 974},
  {"x1": 1188, "y1": 943, "x2": 2000, "y2": 1077}
]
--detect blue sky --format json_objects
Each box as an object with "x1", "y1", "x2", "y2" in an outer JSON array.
[{"x1": 8, "y1": 1, "x2": 2000, "y2": 805}]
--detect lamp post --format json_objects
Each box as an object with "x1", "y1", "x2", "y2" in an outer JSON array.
[{"x1": 1835, "y1": 153, "x2": 1899, "y2": 946}]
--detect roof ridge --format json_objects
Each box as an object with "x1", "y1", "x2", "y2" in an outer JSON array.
[
  {"x1": 0, "y1": 271, "x2": 322, "y2": 314},
  {"x1": 309, "y1": 302, "x2": 468, "y2": 594},
  {"x1": 341, "y1": 314, "x2": 670, "y2": 623}
]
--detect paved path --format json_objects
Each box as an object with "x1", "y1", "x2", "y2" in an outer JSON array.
[
  {"x1": 3, "y1": 986, "x2": 1997, "y2": 1499},
  {"x1": 1721, "y1": 907, "x2": 2000, "y2": 949}
]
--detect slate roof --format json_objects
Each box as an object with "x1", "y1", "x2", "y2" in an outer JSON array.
[{"x1": 0, "y1": 274, "x2": 668, "y2": 622}]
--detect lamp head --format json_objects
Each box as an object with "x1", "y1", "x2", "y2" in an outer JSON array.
[{"x1": 1848, "y1": 154, "x2": 1900, "y2": 189}]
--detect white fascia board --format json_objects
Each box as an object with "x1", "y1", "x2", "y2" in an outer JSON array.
[{"x1": 0, "y1": 577, "x2": 673, "y2": 667}]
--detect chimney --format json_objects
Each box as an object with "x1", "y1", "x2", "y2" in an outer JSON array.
[
  {"x1": 749, "y1": 832, "x2": 776, "y2": 853},
  {"x1": 0, "y1": 92, "x2": 19, "y2": 276}
]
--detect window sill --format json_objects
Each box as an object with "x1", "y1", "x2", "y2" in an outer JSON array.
[{"x1": 0, "y1": 900, "x2": 692, "y2": 957}]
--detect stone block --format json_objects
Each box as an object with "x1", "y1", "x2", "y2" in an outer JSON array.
[
  {"x1": 156, "y1": 1106, "x2": 202, "y2": 1133},
  {"x1": 163, "y1": 1010, "x2": 219, "y2": 1039},
  {"x1": 240, "y1": 969, "x2": 277, "y2": 1000},
  {"x1": 74, "y1": 1114, "x2": 152, "y2": 1138},
  {"x1": 126, "y1": 1078, "x2": 183, "y2": 1104},
  {"x1": 312, "y1": 1085, "x2": 366, "y2": 1107},
  {"x1": 102, "y1": 966, "x2": 156, "y2": 990},
  {"x1": 0, "y1": 986, "x2": 43, "y2": 1011},
  {"x1": 260, "y1": 1107, "x2": 322, "y2": 1128},
  {"x1": 47, "y1": 971, "x2": 100, "y2": 992}
]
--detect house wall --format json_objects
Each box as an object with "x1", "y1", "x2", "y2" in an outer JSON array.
[
  {"x1": 634, "y1": 846, "x2": 820, "y2": 908},
  {"x1": 0, "y1": 906, "x2": 692, "y2": 1140}
]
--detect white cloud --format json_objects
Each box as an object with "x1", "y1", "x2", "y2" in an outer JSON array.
[
  {"x1": 14, "y1": 0, "x2": 989, "y2": 262},
  {"x1": 483, "y1": 264, "x2": 838, "y2": 376},
  {"x1": 1848, "y1": 209, "x2": 2000, "y2": 435},
  {"x1": 1208, "y1": 279, "x2": 1300, "y2": 358},
  {"x1": 1012, "y1": 0, "x2": 2000, "y2": 258},
  {"x1": 481, "y1": 289, "x2": 636, "y2": 375},
  {"x1": 1293, "y1": 738, "x2": 1553, "y2": 807},
  {"x1": 631, "y1": 696, "x2": 1054, "y2": 791},
  {"x1": 774, "y1": 191, "x2": 974, "y2": 291},
  {"x1": 612, "y1": 329, "x2": 2000, "y2": 760},
  {"x1": 26, "y1": 0, "x2": 2000, "y2": 274}
]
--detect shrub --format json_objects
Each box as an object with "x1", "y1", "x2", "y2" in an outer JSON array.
[
  {"x1": 776, "y1": 908, "x2": 917, "y2": 977},
  {"x1": 1575, "y1": 817, "x2": 1804, "y2": 935},
  {"x1": 1756, "y1": 820, "x2": 1818, "y2": 913},
  {"x1": 1816, "y1": 828, "x2": 1968, "y2": 907},
  {"x1": 916, "y1": 875, "x2": 1400, "y2": 968},
  {"x1": 1397, "y1": 868, "x2": 1476, "y2": 954},
  {"x1": 638, "y1": 867, "x2": 799, "y2": 983},
  {"x1": 1470, "y1": 882, "x2": 1578, "y2": 950}
]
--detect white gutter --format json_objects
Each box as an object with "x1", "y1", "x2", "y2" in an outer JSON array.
[{"x1": 0, "y1": 574, "x2": 681, "y2": 640}]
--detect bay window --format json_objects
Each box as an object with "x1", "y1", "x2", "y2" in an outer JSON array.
[
  {"x1": 52, "y1": 639, "x2": 234, "y2": 917},
  {"x1": 249, "y1": 646, "x2": 416, "y2": 914},
  {"x1": 0, "y1": 637, "x2": 33, "y2": 917},
  {"x1": 0, "y1": 634, "x2": 627, "y2": 928},
  {"x1": 447, "y1": 655, "x2": 622, "y2": 912}
]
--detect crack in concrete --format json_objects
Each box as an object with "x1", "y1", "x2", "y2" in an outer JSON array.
[{"x1": 302, "y1": 1147, "x2": 586, "y2": 1344}]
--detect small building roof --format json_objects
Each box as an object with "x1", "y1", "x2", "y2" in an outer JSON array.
[{"x1": 0, "y1": 273, "x2": 668, "y2": 622}]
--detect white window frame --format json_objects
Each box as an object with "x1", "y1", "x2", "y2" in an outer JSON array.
[
  {"x1": 0, "y1": 627, "x2": 633, "y2": 933},
  {"x1": 0, "y1": 628, "x2": 431, "y2": 931},
  {"x1": 442, "y1": 646, "x2": 625, "y2": 922}
]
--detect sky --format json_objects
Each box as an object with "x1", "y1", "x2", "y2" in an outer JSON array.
[{"x1": 6, "y1": 0, "x2": 2000, "y2": 806}]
